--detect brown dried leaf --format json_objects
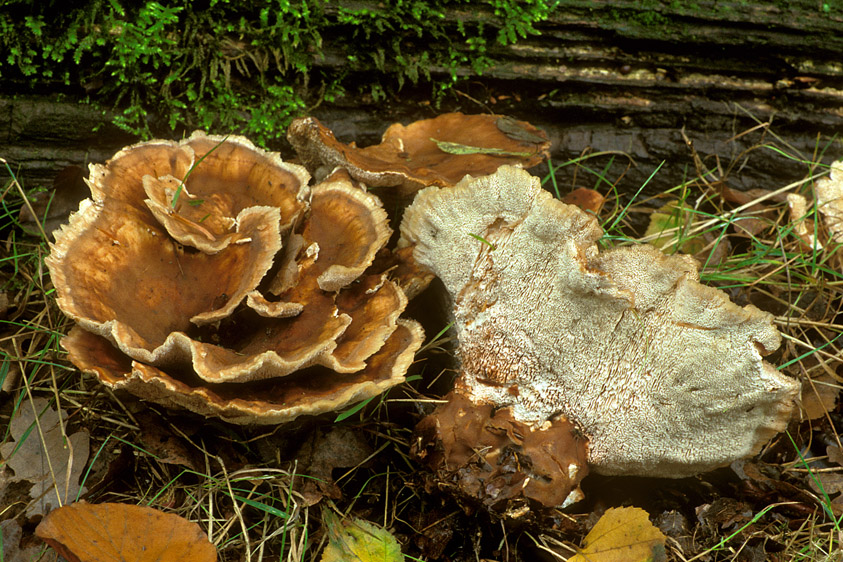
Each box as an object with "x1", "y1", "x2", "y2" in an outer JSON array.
[
  {"x1": 2, "y1": 519, "x2": 45, "y2": 561},
  {"x1": 787, "y1": 193, "x2": 822, "y2": 251},
  {"x1": 562, "y1": 187, "x2": 605, "y2": 215},
  {"x1": 807, "y1": 472, "x2": 843, "y2": 516},
  {"x1": 296, "y1": 426, "x2": 374, "y2": 503},
  {"x1": 569, "y1": 507, "x2": 666, "y2": 562},
  {"x1": 0, "y1": 397, "x2": 89, "y2": 518},
  {"x1": 35, "y1": 502, "x2": 217, "y2": 562},
  {"x1": 136, "y1": 412, "x2": 202, "y2": 471},
  {"x1": 828, "y1": 445, "x2": 843, "y2": 467},
  {"x1": 800, "y1": 373, "x2": 840, "y2": 421}
]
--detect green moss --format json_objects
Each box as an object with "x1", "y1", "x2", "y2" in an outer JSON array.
[{"x1": 0, "y1": 0, "x2": 559, "y2": 143}]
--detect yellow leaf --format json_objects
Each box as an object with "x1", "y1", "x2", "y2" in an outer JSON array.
[
  {"x1": 320, "y1": 511, "x2": 403, "y2": 562},
  {"x1": 569, "y1": 507, "x2": 666, "y2": 562},
  {"x1": 644, "y1": 201, "x2": 704, "y2": 255}
]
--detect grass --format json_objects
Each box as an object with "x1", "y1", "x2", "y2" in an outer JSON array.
[{"x1": 1, "y1": 120, "x2": 842, "y2": 561}]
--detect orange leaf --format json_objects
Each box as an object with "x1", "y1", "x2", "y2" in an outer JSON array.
[
  {"x1": 562, "y1": 187, "x2": 605, "y2": 215},
  {"x1": 35, "y1": 502, "x2": 217, "y2": 562},
  {"x1": 569, "y1": 507, "x2": 666, "y2": 562}
]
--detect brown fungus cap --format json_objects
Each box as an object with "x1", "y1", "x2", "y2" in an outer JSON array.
[
  {"x1": 63, "y1": 320, "x2": 423, "y2": 425},
  {"x1": 47, "y1": 196, "x2": 283, "y2": 357},
  {"x1": 287, "y1": 113, "x2": 550, "y2": 193},
  {"x1": 88, "y1": 132, "x2": 309, "y2": 225},
  {"x1": 400, "y1": 166, "x2": 800, "y2": 480},
  {"x1": 46, "y1": 134, "x2": 309, "y2": 362},
  {"x1": 414, "y1": 392, "x2": 588, "y2": 513},
  {"x1": 306, "y1": 168, "x2": 392, "y2": 292}
]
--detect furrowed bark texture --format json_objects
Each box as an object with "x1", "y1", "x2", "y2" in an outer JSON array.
[{"x1": 2, "y1": 0, "x2": 841, "y2": 197}]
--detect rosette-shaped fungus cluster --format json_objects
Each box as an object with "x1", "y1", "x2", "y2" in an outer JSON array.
[
  {"x1": 47, "y1": 132, "x2": 425, "y2": 424},
  {"x1": 402, "y1": 166, "x2": 801, "y2": 513}
]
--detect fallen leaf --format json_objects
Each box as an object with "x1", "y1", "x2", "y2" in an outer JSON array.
[
  {"x1": 0, "y1": 397, "x2": 90, "y2": 518},
  {"x1": 136, "y1": 412, "x2": 202, "y2": 471},
  {"x1": 1, "y1": 341, "x2": 22, "y2": 394},
  {"x1": 562, "y1": 188, "x2": 605, "y2": 215},
  {"x1": 297, "y1": 426, "x2": 374, "y2": 504},
  {"x1": 413, "y1": 507, "x2": 457, "y2": 559},
  {"x1": 35, "y1": 502, "x2": 217, "y2": 562},
  {"x1": 814, "y1": 159, "x2": 843, "y2": 244},
  {"x1": 431, "y1": 138, "x2": 533, "y2": 158},
  {"x1": 320, "y1": 510, "x2": 403, "y2": 562},
  {"x1": 645, "y1": 201, "x2": 705, "y2": 254},
  {"x1": 828, "y1": 445, "x2": 843, "y2": 467},
  {"x1": 807, "y1": 472, "x2": 843, "y2": 516},
  {"x1": 787, "y1": 193, "x2": 822, "y2": 251},
  {"x1": 800, "y1": 374, "x2": 840, "y2": 421},
  {"x1": 644, "y1": 200, "x2": 730, "y2": 265},
  {"x1": 696, "y1": 498, "x2": 753, "y2": 531},
  {"x1": 2, "y1": 519, "x2": 46, "y2": 561},
  {"x1": 569, "y1": 507, "x2": 666, "y2": 562}
]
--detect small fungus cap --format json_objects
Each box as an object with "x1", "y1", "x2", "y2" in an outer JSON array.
[
  {"x1": 287, "y1": 113, "x2": 550, "y2": 193},
  {"x1": 400, "y1": 166, "x2": 800, "y2": 478}
]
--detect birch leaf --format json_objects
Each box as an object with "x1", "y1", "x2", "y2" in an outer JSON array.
[
  {"x1": 569, "y1": 507, "x2": 666, "y2": 562},
  {"x1": 320, "y1": 511, "x2": 403, "y2": 562}
]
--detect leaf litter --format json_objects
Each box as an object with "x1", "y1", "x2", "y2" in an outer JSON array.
[
  {"x1": 569, "y1": 507, "x2": 666, "y2": 562},
  {"x1": 0, "y1": 396, "x2": 89, "y2": 518},
  {"x1": 35, "y1": 501, "x2": 217, "y2": 562},
  {"x1": 2, "y1": 117, "x2": 843, "y2": 561},
  {"x1": 319, "y1": 509, "x2": 403, "y2": 562}
]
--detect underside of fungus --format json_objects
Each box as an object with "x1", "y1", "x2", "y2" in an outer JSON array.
[
  {"x1": 400, "y1": 166, "x2": 800, "y2": 494},
  {"x1": 47, "y1": 133, "x2": 425, "y2": 424}
]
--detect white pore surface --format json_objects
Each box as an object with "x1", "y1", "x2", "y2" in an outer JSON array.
[{"x1": 400, "y1": 166, "x2": 800, "y2": 477}]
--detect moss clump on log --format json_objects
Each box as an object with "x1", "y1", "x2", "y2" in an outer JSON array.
[{"x1": 0, "y1": 0, "x2": 557, "y2": 143}]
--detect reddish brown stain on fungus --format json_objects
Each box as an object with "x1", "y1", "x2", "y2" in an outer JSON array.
[{"x1": 414, "y1": 393, "x2": 588, "y2": 512}]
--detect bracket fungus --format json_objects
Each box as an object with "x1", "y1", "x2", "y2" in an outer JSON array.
[
  {"x1": 47, "y1": 132, "x2": 424, "y2": 424},
  {"x1": 287, "y1": 113, "x2": 550, "y2": 194},
  {"x1": 815, "y1": 159, "x2": 843, "y2": 244},
  {"x1": 400, "y1": 166, "x2": 800, "y2": 510}
]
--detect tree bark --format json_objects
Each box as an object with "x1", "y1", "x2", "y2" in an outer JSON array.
[{"x1": 2, "y1": 0, "x2": 841, "y2": 199}]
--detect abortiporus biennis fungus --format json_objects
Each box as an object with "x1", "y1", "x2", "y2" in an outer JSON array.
[
  {"x1": 401, "y1": 166, "x2": 801, "y2": 513},
  {"x1": 46, "y1": 132, "x2": 425, "y2": 424},
  {"x1": 287, "y1": 113, "x2": 550, "y2": 195}
]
